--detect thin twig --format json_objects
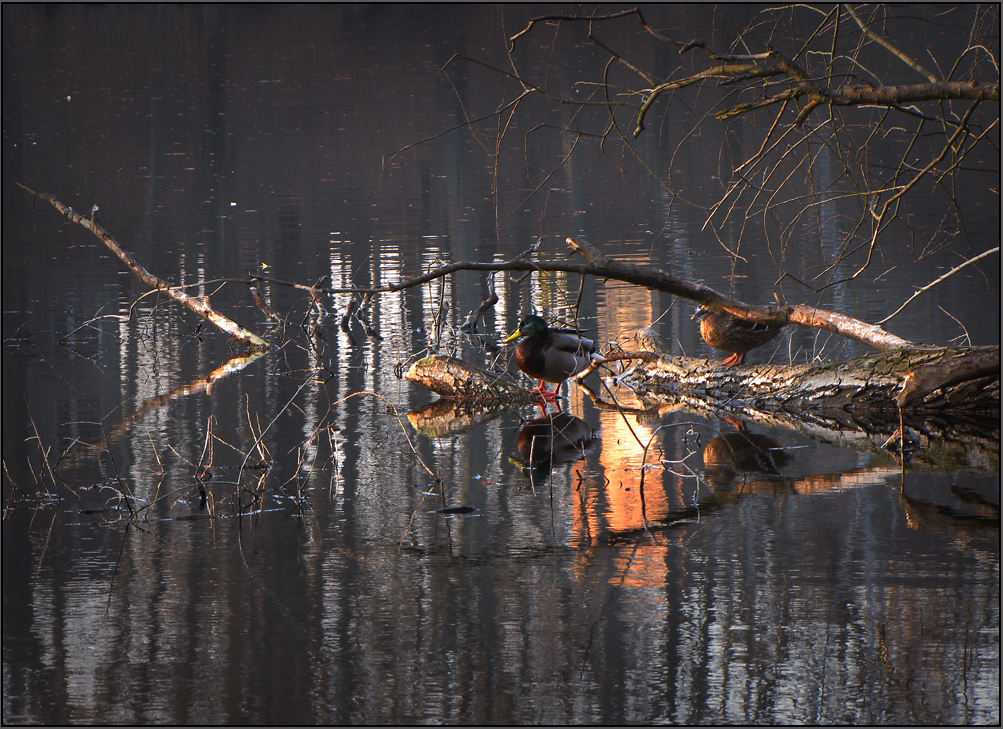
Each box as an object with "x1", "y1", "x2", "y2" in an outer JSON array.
[
  {"x1": 844, "y1": 4, "x2": 939, "y2": 83},
  {"x1": 878, "y1": 247, "x2": 1000, "y2": 324}
]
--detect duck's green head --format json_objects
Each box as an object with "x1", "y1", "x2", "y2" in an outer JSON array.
[{"x1": 505, "y1": 314, "x2": 549, "y2": 342}]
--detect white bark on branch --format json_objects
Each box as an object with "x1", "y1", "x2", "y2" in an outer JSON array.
[{"x1": 18, "y1": 184, "x2": 271, "y2": 351}]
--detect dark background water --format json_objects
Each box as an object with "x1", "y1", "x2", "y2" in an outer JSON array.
[{"x1": 3, "y1": 4, "x2": 999, "y2": 725}]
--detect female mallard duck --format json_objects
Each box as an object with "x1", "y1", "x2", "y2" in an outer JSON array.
[
  {"x1": 693, "y1": 306, "x2": 784, "y2": 367},
  {"x1": 504, "y1": 315, "x2": 603, "y2": 401}
]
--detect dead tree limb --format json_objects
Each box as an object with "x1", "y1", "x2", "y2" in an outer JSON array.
[
  {"x1": 564, "y1": 237, "x2": 915, "y2": 350},
  {"x1": 404, "y1": 355, "x2": 534, "y2": 405},
  {"x1": 611, "y1": 334, "x2": 999, "y2": 415},
  {"x1": 256, "y1": 237, "x2": 914, "y2": 352},
  {"x1": 26, "y1": 184, "x2": 913, "y2": 355},
  {"x1": 18, "y1": 184, "x2": 271, "y2": 351}
]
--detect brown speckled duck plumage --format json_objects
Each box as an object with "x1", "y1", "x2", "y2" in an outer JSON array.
[{"x1": 693, "y1": 306, "x2": 784, "y2": 367}]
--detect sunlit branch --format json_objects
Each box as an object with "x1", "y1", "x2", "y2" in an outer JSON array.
[
  {"x1": 17, "y1": 183, "x2": 271, "y2": 351},
  {"x1": 507, "y1": 6, "x2": 679, "y2": 53},
  {"x1": 636, "y1": 63, "x2": 786, "y2": 137}
]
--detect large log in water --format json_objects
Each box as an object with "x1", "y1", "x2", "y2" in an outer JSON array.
[
  {"x1": 613, "y1": 329, "x2": 999, "y2": 413},
  {"x1": 405, "y1": 342, "x2": 999, "y2": 415},
  {"x1": 404, "y1": 355, "x2": 537, "y2": 406}
]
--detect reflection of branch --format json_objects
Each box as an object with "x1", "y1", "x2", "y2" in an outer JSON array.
[{"x1": 69, "y1": 351, "x2": 269, "y2": 466}]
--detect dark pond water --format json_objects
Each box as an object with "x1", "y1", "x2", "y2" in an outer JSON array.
[{"x1": 3, "y1": 5, "x2": 999, "y2": 725}]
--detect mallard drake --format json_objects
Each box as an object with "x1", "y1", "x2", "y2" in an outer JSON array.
[
  {"x1": 693, "y1": 306, "x2": 783, "y2": 367},
  {"x1": 504, "y1": 315, "x2": 603, "y2": 401}
]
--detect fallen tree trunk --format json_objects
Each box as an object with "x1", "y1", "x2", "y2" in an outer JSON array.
[
  {"x1": 404, "y1": 355, "x2": 536, "y2": 406},
  {"x1": 17, "y1": 183, "x2": 271, "y2": 351},
  {"x1": 610, "y1": 330, "x2": 999, "y2": 414},
  {"x1": 405, "y1": 340, "x2": 999, "y2": 416},
  {"x1": 578, "y1": 380, "x2": 999, "y2": 476},
  {"x1": 404, "y1": 350, "x2": 999, "y2": 475}
]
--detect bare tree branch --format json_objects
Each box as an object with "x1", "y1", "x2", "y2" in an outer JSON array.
[
  {"x1": 879, "y1": 247, "x2": 1001, "y2": 324},
  {"x1": 844, "y1": 3, "x2": 939, "y2": 83},
  {"x1": 17, "y1": 183, "x2": 271, "y2": 351}
]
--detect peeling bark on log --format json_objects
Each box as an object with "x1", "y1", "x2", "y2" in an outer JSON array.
[
  {"x1": 612, "y1": 333, "x2": 999, "y2": 415},
  {"x1": 589, "y1": 375, "x2": 998, "y2": 475},
  {"x1": 404, "y1": 355, "x2": 536, "y2": 406},
  {"x1": 405, "y1": 343, "x2": 999, "y2": 416},
  {"x1": 18, "y1": 184, "x2": 271, "y2": 351}
]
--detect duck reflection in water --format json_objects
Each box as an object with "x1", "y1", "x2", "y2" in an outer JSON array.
[
  {"x1": 702, "y1": 418, "x2": 791, "y2": 490},
  {"x1": 513, "y1": 412, "x2": 596, "y2": 482}
]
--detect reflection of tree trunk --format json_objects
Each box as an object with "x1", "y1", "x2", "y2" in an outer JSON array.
[
  {"x1": 603, "y1": 463, "x2": 999, "y2": 546},
  {"x1": 407, "y1": 398, "x2": 512, "y2": 437},
  {"x1": 17, "y1": 184, "x2": 271, "y2": 351}
]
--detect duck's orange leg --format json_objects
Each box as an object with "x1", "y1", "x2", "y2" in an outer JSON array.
[
  {"x1": 721, "y1": 352, "x2": 745, "y2": 368},
  {"x1": 530, "y1": 381, "x2": 559, "y2": 401},
  {"x1": 529, "y1": 381, "x2": 564, "y2": 413},
  {"x1": 722, "y1": 416, "x2": 747, "y2": 431}
]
